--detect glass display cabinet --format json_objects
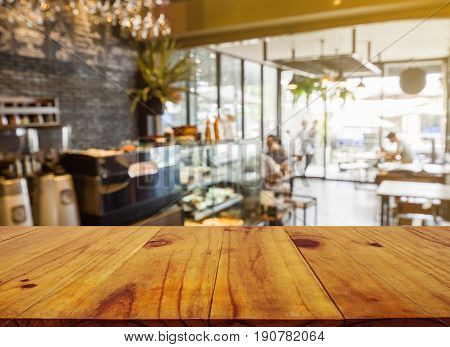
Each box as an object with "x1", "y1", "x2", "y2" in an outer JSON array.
[{"x1": 179, "y1": 140, "x2": 262, "y2": 225}]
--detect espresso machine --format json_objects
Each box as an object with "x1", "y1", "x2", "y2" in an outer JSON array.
[
  {"x1": 0, "y1": 178, "x2": 33, "y2": 226},
  {"x1": 61, "y1": 146, "x2": 182, "y2": 225},
  {"x1": 0, "y1": 129, "x2": 34, "y2": 226},
  {"x1": 28, "y1": 126, "x2": 80, "y2": 226},
  {"x1": 0, "y1": 126, "x2": 79, "y2": 226}
]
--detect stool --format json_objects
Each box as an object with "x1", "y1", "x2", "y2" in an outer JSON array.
[{"x1": 286, "y1": 195, "x2": 318, "y2": 226}]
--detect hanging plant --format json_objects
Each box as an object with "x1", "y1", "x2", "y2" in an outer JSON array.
[
  {"x1": 290, "y1": 78, "x2": 321, "y2": 106},
  {"x1": 290, "y1": 77, "x2": 354, "y2": 106},
  {"x1": 334, "y1": 84, "x2": 355, "y2": 105}
]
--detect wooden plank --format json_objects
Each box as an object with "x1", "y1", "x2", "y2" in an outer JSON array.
[
  {"x1": 0, "y1": 226, "x2": 161, "y2": 320},
  {"x1": 1, "y1": 226, "x2": 448, "y2": 327},
  {"x1": 210, "y1": 227, "x2": 342, "y2": 326},
  {"x1": 287, "y1": 227, "x2": 450, "y2": 326},
  {"x1": 352, "y1": 226, "x2": 450, "y2": 288},
  {"x1": 16, "y1": 227, "x2": 223, "y2": 326},
  {"x1": 0, "y1": 226, "x2": 112, "y2": 278},
  {"x1": 0, "y1": 106, "x2": 60, "y2": 115},
  {"x1": 406, "y1": 226, "x2": 450, "y2": 243},
  {"x1": 0, "y1": 227, "x2": 38, "y2": 243}
]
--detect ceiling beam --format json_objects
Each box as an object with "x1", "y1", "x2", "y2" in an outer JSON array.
[{"x1": 166, "y1": 0, "x2": 450, "y2": 48}]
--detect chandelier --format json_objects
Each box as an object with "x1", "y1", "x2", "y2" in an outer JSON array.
[{"x1": 1, "y1": 0, "x2": 171, "y2": 40}]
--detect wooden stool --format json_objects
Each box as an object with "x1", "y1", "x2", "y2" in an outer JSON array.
[{"x1": 286, "y1": 195, "x2": 318, "y2": 226}]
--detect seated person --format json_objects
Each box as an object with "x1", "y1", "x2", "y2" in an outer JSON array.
[
  {"x1": 266, "y1": 135, "x2": 288, "y2": 165},
  {"x1": 261, "y1": 137, "x2": 291, "y2": 193},
  {"x1": 381, "y1": 132, "x2": 414, "y2": 164}
]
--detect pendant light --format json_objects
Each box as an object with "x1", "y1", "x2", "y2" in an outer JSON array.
[
  {"x1": 287, "y1": 75, "x2": 298, "y2": 90},
  {"x1": 356, "y1": 77, "x2": 366, "y2": 90}
]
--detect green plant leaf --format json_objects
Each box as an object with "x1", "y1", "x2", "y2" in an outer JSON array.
[{"x1": 131, "y1": 37, "x2": 195, "y2": 111}]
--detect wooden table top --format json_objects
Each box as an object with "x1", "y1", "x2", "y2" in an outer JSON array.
[
  {"x1": 0, "y1": 226, "x2": 449, "y2": 327},
  {"x1": 377, "y1": 180, "x2": 450, "y2": 200},
  {"x1": 378, "y1": 163, "x2": 450, "y2": 175}
]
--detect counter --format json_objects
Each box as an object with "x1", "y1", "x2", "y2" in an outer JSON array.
[{"x1": 0, "y1": 226, "x2": 449, "y2": 326}]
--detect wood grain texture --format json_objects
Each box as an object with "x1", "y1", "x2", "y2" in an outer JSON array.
[
  {"x1": 0, "y1": 226, "x2": 161, "y2": 320},
  {"x1": 0, "y1": 226, "x2": 38, "y2": 243},
  {"x1": 210, "y1": 227, "x2": 342, "y2": 326},
  {"x1": 16, "y1": 227, "x2": 223, "y2": 326},
  {"x1": 0, "y1": 226, "x2": 449, "y2": 326},
  {"x1": 407, "y1": 226, "x2": 450, "y2": 243},
  {"x1": 286, "y1": 226, "x2": 450, "y2": 326}
]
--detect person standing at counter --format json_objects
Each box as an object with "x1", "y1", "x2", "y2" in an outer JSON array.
[
  {"x1": 292, "y1": 120, "x2": 317, "y2": 174},
  {"x1": 382, "y1": 132, "x2": 414, "y2": 164},
  {"x1": 306, "y1": 120, "x2": 318, "y2": 171}
]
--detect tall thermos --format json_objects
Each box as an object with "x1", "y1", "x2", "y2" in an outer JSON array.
[
  {"x1": 32, "y1": 173, "x2": 80, "y2": 226},
  {"x1": 0, "y1": 178, "x2": 33, "y2": 226},
  {"x1": 32, "y1": 174, "x2": 58, "y2": 226},
  {"x1": 54, "y1": 174, "x2": 79, "y2": 226}
]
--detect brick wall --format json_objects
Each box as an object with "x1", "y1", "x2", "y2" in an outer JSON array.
[{"x1": 0, "y1": 6, "x2": 139, "y2": 149}]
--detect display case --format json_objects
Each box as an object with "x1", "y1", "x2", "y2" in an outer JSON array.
[{"x1": 179, "y1": 140, "x2": 262, "y2": 225}]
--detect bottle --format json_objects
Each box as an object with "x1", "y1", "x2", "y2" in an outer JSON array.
[
  {"x1": 213, "y1": 115, "x2": 222, "y2": 143},
  {"x1": 205, "y1": 118, "x2": 213, "y2": 144},
  {"x1": 14, "y1": 159, "x2": 23, "y2": 178}
]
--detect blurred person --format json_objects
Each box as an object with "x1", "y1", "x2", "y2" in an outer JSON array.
[
  {"x1": 292, "y1": 119, "x2": 317, "y2": 174},
  {"x1": 306, "y1": 120, "x2": 318, "y2": 170},
  {"x1": 266, "y1": 135, "x2": 288, "y2": 165},
  {"x1": 381, "y1": 132, "x2": 414, "y2": 164},
  {"x1": 261, "y1": 136, "x2": 290, "y2": 193},
  {"x1": 261, "y1": 151, "x2": 290, "y2": 193}
]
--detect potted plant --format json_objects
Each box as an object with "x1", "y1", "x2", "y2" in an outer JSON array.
[{"x1": 130, "y1": 38, "x2": 194, "y2": 136}]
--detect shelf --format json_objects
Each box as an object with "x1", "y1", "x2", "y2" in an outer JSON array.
[
  {"x1": 192, "y1": 194, "x2": 244, "y2": 221},
  {"x1": 0, "y1": 122, "x2": 60, "y2": 130},
  {"x1": 183, "y1": 174, "x2": 240, "y2": 191}
]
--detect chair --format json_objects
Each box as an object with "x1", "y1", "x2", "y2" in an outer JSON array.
[
  {"x1": 285, "y1": 176, "x2": 318, "y2": 226},
  {"x1": 285, "y1": 194, "x2": 318, "y2": 226},
  {"x1": 393, "y1": 197, "x2": 441, "y2": 226}
]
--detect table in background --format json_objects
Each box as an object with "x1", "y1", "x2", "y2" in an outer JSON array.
[
  {"x1": 376, "y1": 180, "x2": 450, "y2": 225},
  {"x1": 376, "y1": 163, "x2": 449, "y2": 185},
  {"x1": 0, "y1": 226, "x2": 449, "y2": 326}
]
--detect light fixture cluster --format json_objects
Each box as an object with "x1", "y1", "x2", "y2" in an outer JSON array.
[{"x1": 1, "y1": 0, "x2": 171, "y2": 40}]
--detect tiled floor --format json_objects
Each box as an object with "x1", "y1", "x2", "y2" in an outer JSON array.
[{"x1": 291, "y1": 178, "x2": 379, "y2": 226}]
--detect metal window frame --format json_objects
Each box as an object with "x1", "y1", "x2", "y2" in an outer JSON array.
[{"x1": 186, "y1": 47, "x2": 282, "y2": 144}]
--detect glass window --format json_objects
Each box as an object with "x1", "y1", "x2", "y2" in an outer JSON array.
[
  {"x1": 324, "y1": 76, "x2": 384, "y2": 181},
  {"x1": 262, "y1": 66, "x2": 277, "y2": 137},
  {"x1": 160, "y1": 50, "x2": 188, "y2": 129},
  {"x1": 189, "y1": 49, "x2": 218, "y2": 135},
  {"x1": 281, "y1": 70, "x2": 325, "y2": 178},
  {"x1": 243, "y1": 61, "x2": 262, "y2": 140},
  {"x1": 162, "y1": 93, "x2": 187, "y2": 128},
  {"x1": 380, "y1": 65, "x2": 445, "y2": 163},
  {"x1": 220, "y1": 55, "x2": 242, "y2": 139}
]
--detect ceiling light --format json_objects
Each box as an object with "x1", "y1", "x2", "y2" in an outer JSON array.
[
  {"x1": 356, "y1": 78, "x2": 366, "y2": 90},
  {"x1": 2, "y1": 0, "x2": 171, "y2": 41},
  {"x1": 287, "y1": 75, "x2": 299, "y2": 90}
]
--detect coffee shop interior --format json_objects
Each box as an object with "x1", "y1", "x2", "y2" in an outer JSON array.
[{"x1": 1, "y1": 0, "x2": 450, "y2": 228}]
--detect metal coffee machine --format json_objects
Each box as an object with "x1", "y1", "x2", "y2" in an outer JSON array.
[
  {"x1": 61, "y1": 146, "x2": 182, "y2": 225},
  {"x1": 0, "y1": 178, "x2": 33, "y2": 226},
  {"x1": 32, "y1": 173, "x2": 79, "y2": 226},
  {"x1": 0, "y1": 125, "x2": 79, "y2": 226}
]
